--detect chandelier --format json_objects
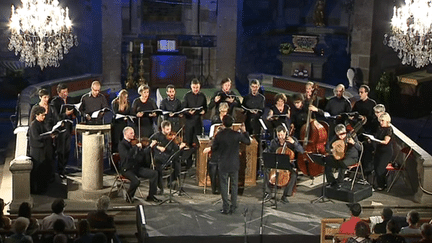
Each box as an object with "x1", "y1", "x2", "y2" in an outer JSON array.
[
  {"x1": 8, "y1": 0, "x2": 78, "y2": 70},
  {"x1": 383, "y1": 0, "x2": 432, "y2": 68}
]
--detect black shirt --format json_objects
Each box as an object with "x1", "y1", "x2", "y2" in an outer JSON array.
[
  {"x1": 80, "y1": 92, "x2": 109, "y2": 117},
  {"x1": 352, "y1": 98, "x2": 377, "y2": 132},
  {"x1": 182, "y1": 91, "x2": 208, "y2": 121}
]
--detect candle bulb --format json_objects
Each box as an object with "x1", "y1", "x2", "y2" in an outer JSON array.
[
  {"x1": 129, "y1": 41, "x2": 133, "y2": 52},
  {"x1": 140, "y1": 43, "x2": 144, "y2": 54}
]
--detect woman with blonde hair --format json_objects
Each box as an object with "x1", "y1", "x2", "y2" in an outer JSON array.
[
  {"x1": 372, "y1": 112, "x2": 393, "y2": 191},
  {"x1": 132, "y1": 85, "x2": 158, "y2": 138},
  {"x1": 111, "y1": 89, "x2": 131, "y2": 152}
]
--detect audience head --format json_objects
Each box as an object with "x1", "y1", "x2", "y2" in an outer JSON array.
[
  {"x1": 347, "y1": 203, "x2": 362, "y2": 217},
  {"x1": 97, "y1": 195, "x2": 110, "y2": 211},
  {"x1": 406, "y1": 210, "x2": 420, "y2": 226},
  {"x1": 53, "y1": 219, "x2": 66, "y2": 233},
  {"x1": 92, "y1": 232, "x2": 107, "y2": 243},
  {"x1": 355, "y1": 221, "x2": 370, "y2": 238},
  {"x1": 222, "y1": 114, "x2": 234, "y2": 128},
  {"x1": 52, "y1": 198, "x2": 66, "y2": 214},
  {"x1": 382, "y1": 207, "x2": 393, "y2": 221},
  {"x1": 12, "y1": 217, "x2": 30, "y2": 234},
  {"x1": 53, "y1": 234, "x2": 68, "y2": 243},
  {"x1": 386, "y1": 219, "x2": 401, "y2": 234},
  {"x1": 78, "y1": 219, "x2": 91, "y2": 236},
  {"x1": 421, "y1": 223, "x2": 432, "y2": 240},
  {"x1": 18, "y1": 202, "x2": 32, "y2": 219}
]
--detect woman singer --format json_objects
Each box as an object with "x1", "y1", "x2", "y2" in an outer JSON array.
[
  {"x1": 132, "y1": 85, "x2": 158, "y2": 138},
  {"x1": 111, "y1": 89, "x2": 131, "y2": 153}
]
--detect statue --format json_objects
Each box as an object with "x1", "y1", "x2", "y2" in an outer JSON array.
[{"x1": 313, "y1": 0, "x2": 325, "y2": 27}]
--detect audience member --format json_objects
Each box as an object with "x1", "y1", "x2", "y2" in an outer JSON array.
[
  {"x1": 91, "y1": 232, "x2": 107, "y2": 243},
  {"x1": 416, "y1": 223, "x2": 432, "y2": 243},
  {"x1": 53, "y1": 234, "x2": 68, "y2": 243},
  {"x1": 375, "y1": 219, "x2": 407, "y2": 243},
  {"x1": 338, "y1": 203, "x2": 363, "y2": 242},
  {"x1": 18, "y1": 202, "x2": 39, "y2": 236},
  {"x1": 400, "y1": 210, "x2": 421, "y2": 243},
  {"x1": 5, "y1": 217, "x2": 32, "y2": 243},
  {"x1": 40, "y1": 199, "x2": 75, "y2": 230},
  {"x1": 74, "y1": 220, "x2": 94, "y2": 243},
  {"x1": 345, "y1": 221, "x2": 373, "y2": 243},
  {"x1": 87, "y1": 196, "x2": 118, "y2": 242},
  {"x1": 0, "y1": 198, "x2": 11, "y2": 230},
  {"x1": 374, "y1": 208, "x2": 407, "y2": 234}
]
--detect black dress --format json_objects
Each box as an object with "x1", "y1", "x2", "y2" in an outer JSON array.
[
  {"x1": 111, "y1": 100, "x2": 131, "y2": 153},
  {"x1": 266, "y1": 104, "x2": 290, "y2": 139},
  {"x1": 131, "y1": 97, "x2": 158, "y2": 138},
  {"x1": 373, "y1": 126, "x2": 393, "y2": 189}
]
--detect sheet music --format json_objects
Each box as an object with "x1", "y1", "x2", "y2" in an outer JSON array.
[
  {"x1": 60, "y1": 102, "x2": 81, "y2": 113},
  {"x1": 241, "y1": 105, "x2": 261, "y2": 113},
  {"x1": 362, "y1": 133, "x2": 381, "y2": 143},
  {"x1": 115, "y1": 114, "x2": 136, "y2": 122},
  {"x1": 139, "y1": 109, "x2": 163, "y2": 114},
  {"x1": 91, "y1": 108, "x2": 110, "y2": 118},
  {"x1": 39, "y1": 120, "x2": 70, "y2": 137}
]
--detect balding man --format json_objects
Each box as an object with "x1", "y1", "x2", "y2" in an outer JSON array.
[{"x1": 80, "y1": 80, "x2": 109, "y2": 124}]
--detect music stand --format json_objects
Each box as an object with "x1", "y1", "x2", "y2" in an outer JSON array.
[
  {"x1": 159, "y1": 150, "x2": 183, "y2": 205},
  {"x1": 307, "y1": 153, "x2": 334, "y2": 204},
  {"x1": 262, "y1": 152, "x2": 293, "y2": 209}
]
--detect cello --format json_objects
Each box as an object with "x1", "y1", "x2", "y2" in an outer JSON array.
[
  {"x1": 268, "y1": 140, "x2": 295, "y2": 187},
  {"x1": 297, "y1": 85, "x2": 327, "y2": 178}
]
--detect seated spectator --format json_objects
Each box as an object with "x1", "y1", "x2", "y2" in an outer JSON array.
[
  {"x1": 400, "y1": 210, "x2": 421, "y2": 243},
  {"x1": 346, "y1": 221, "x2": 373, "y2": 243},
  {"x1": 338, "y1": 203, "x2": 363, "y2": 243},
  {"x1": 374, "y1": 207, "x2": 408, "y2": 234},
  {"x1": 53, "y1": 234, "x2": 68, "y2": 243},
  {"x1": 87, "y1": 196, "x2": 117, "y2": 242},
  {"x1": 416, "y1": 223, "x2": 432, "y2": 243},
  {"x1": 74, "y1": 220, "x2": 94, "y2": 243},
  {"x1": 0, "y1": 198, "x2": 12, "y2": 230},
  {"x1": 5, "y1": 217, "x2": 33, "y2": 243},
  {"x1": 40, "y1": 199, "x2": 75, "y2": 230},
  {"x1": 18, "y1": 202, "x2": 39, "y2": 236},
  {"x1": 376, "y1": 219, "x2": 407, "y2": 243}
]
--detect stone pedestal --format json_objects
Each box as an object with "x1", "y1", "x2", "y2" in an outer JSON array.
[
  {"x1": 82, "y1": 133, "x2": 104, "y2": 190},
  {"x1": 9, "y1": 156, "x2": 33, "y2": 211},
  {"x1": 277, "y1": 53, "x2": 327, "y2": 80},
  {"x1": 14, "y1": 127, "x2": 29, "y2": 158}
]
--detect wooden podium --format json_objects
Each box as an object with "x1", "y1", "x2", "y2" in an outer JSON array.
[{"x1": 196, "y1": 135, "x2": 258, "y2": 187}]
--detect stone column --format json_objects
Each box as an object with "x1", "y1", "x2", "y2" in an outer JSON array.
[
  {"x1": 215, "y1": 0, "x2": 237, "y2": 85},
  {"x1": 9, "y1": 156, "x2": 33, "y2": 211},
  {"x1": 14, "y1": 126, "x2": 28, "y2": 158},
  {"x1": 82, "y1": 132, "x2": 104, "y2": 191},
  {"x1": 102, "y1": 0, "x2": 122, "y2": 92}
]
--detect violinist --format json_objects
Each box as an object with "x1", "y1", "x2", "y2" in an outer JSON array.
[
  {"x1": 263, "y1": 125, "x2": 304, "y2": 203},
  {"x1": 150, "y1": 120, "x2": 187, "y2": 192},
  {"x1": 265, "y1": 93, "x2": 291, "y2": 139},
  {"x1": 290, "y1": 94, "x2": 308, "y2": 139},
  {"x1": 132, "y1": 85, "x2": 158, "y2": 138},
  {"x1": 208, "y1": 78, "x2": 239, "y2": 116},
  {"x1": 159, "y1": 85, "x2": 182, "y2": 132},
  {"x1": 118, "y1": 127, "x2": 159, "y2": 203},
  {"x1": 308, "y1": 124, "x2": 361, "y2": 188}
]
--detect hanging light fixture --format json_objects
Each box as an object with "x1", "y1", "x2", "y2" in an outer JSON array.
[
  {"x1": 383, "y1": 0, "x2": 432, "y2": 68},
  {"x1": 8, "y1": 0, "x2": 78, "y2": 70}
]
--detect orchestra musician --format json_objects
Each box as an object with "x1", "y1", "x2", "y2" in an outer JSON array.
[
  {"x1": 159, "y1": 84, "x2": 182, "y2": 132},
  {"x1": 79, "y1": 80, "x2": 109, "y2": 125},
  {"x1": 204, "y1": 115, "x2": 250, "y2": 215},
  {"x1": 308, "y1": 124, "x2": 361, "y2": 188},
  {"x1": 265, "y1": 93, "x2": 291, "y2": 139},
  {"x1": 208, "y1": 78, "x2": 239, "y2": 116},
  {"x1": 304, "y1": 81, "x2": 315, "y2": 108},
  {"x1": 290, "y1": 94, "x2": 308, "y2": 139},
  {"x1": 30, "y1": 89, "x2": 56, "y2": 182},
  {"x1": 28, "y1": 106, "x2": 55, "y2": 194},
  {"x1": 371, "y1": 112, "x2": 393, "y2": 191},
  {"x1": 264, "y1": 125, "x2": 304, "y2": 203},
  {"x1": 111, "y1": 89, "x2": 131, "y2": 153},
  {"x1": 132, "y1": 85, "x2": 158, "y2": 138},
  {"x1": 207, "y1": 102, "x2": 230, "y2": 194},
  {"x1": 118, "y1": 126, "x2": 160, "y2": 203},
  {"x1": 51, "y1": 83, "x2": 76, "y2": 178},
  {"x1": 150, "y1": 120, "x2": 187, "y2": 192},
  {"x1": 242, "y1": 79, "x2": 265, "y2": 136},
  {"x1": 181, "y1": 78, "x2": 207, "y2": 147}
]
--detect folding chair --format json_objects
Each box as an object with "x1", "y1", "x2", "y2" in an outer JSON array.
[
  {"x1": 108, "y1": 153, "x2": 144, "y2": 201},
  {"x1": 386, "y1": 147, "x2": 413, "y2": 192},
  {"x1": 346, "y1": 142, "x2": 367, "y2": 190}
]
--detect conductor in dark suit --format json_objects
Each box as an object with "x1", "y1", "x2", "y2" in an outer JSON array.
[{"x1": 205, "y1": 115, "x2": 251, "y2": 215}]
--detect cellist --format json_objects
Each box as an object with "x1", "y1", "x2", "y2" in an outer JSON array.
[
  {"x1": 308, "y1": 124, "x2": 361, "y2": 188},
  {"x1": 263, "y1": 125, "x2": 304, "y2": 203}
]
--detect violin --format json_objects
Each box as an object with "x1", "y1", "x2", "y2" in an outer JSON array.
[{"x1": 130, "y1": 137, "x2": 151, "y2": 147}]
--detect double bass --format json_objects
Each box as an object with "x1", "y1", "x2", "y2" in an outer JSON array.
[{"x1": 297, "y1": 85, "x2": 327, "y2": 178}]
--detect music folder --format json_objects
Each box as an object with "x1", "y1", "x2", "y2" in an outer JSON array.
[{"x1": 262, "y1": 152, "x2": 293, "y2": 170}]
